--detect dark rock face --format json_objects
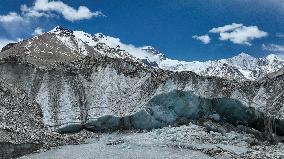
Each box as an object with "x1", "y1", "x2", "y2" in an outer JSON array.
[
  {"x1": 140, "y1": 59, "x2": 159, "y2": 67},
  {"x1": 53, "y1": 26, "x2": 74, "y2": 36}
]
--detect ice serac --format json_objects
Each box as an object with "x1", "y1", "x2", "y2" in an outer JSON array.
[{"x1": 0, "y1": 26, "x2": 283, "y2": 135}]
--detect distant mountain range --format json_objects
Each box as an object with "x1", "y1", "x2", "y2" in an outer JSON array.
[
  {"x1": 1, "y1": 26, "x2": 282, "y2": 81},
  {"x1": 43, "y1": 26, "x2": 284, "y2": 81}
]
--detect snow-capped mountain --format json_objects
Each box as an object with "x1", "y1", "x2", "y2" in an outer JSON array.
[
  {"x1": 0, "y1": 26, "x2": 260, "y2": 81},
  {"x1": 47, "y1": 26, "x2": 284, "y2": 81},
  {"x1": 171, "y1": 53, "x2": 284, "y2": 81}
]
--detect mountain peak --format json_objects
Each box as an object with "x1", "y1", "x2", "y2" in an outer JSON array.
[
  {"x1": 141, "y1": 46, "x2": 167, "y2": 60},
  {"x1": 233, "y1": 52, "x2": 255, "y2": 59},
  {"x1": 94, "y1": 33, "x2": 106, "y2": 39},
  {"x1": 227, "y1": 52, "x2": 257, "y2": 67},
  {"x1": 266, "y1": 54, "x2": 284, "y2": 62},
  {"x1": 50, "y1": 26, "x2": 69, "y2": 31},
  {"x1": 50, "y1": 26, "x2": 74, "y2": 36}
]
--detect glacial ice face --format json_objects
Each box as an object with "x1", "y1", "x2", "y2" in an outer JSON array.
[
  {"x1": 83, "y1": 90, "x2": 273, "y2": 135},
  {"x1": 212, "y1": 98, "x2": 265, "y2": 131},
  {"x1": 85, "y1": 90, "x2": 208, "y2": 131},
  {"x1": 84, "y1": 90, "x2": 199, "y2": 131}
]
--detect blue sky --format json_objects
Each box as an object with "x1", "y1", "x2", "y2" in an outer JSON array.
[{"x1": 0, "y1": 0, "x2": 284, "y2": 61}]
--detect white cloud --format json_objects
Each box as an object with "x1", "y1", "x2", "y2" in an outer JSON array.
[
  {"x1": 33, "y1": 27, "x2": 44, "y2": 35},
  {"x1": 20, "y1": 4, "x2": 51, "y2": 18},
  {"x1": 0, "y1": 12, "x2": 24, "y2": 23},
  {"x1": 23, "y1": 0, "x2": 104, "y2": 21},
  {"x1": 0, "y1": 0, "x2": 104, "y2": 31},
  {"x1": 0, "y1": 0, "x2": 104, "y2": 38},
  {"x1": 209, "y1": 23, "x2": 268, "y2": 45},
  {"x1": 209, "y1": 23, "x2": 243, "y2": 33},
  {"x1": 262, "y1": 44, "x2": 284, "y2": 52},
  {"x1": 192, "y1": 34, "x2": 211, "y2": 44},
  {"x1": 98, "y1": 35, "x2": 149, "y2": 59},
  {"x1": 0, "y1": 12, "x2": 30, "y2": 36}
]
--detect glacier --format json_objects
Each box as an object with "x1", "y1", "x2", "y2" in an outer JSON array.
[{"x1": 0, "y1": 55, "x2": 283, "y2": 136}]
